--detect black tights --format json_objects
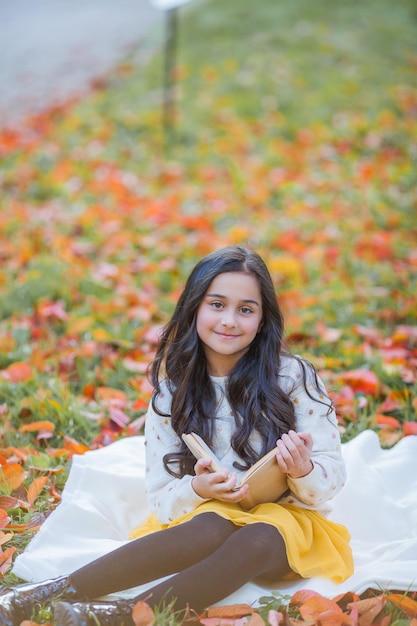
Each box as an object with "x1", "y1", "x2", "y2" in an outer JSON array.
[{"x1": 69, "y1": 513, "x2": 290, "y2": 614}]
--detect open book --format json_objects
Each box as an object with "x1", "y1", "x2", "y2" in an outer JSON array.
[{"x1": 182, "y1": 432, "x2": 288, "y2": 510}]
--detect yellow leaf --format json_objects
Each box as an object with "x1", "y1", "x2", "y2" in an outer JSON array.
[
  {"x1": 66, "y1": 316, "x2": 95, "y2": 335},
  {"x1": 91, "y1": 328, "x2": 113, "y2": 342}
]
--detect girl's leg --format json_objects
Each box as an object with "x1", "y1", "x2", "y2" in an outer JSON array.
[
  {"x1": 69, "y1": 512, "x2": 237, "y2": 599},
  {"x1": 132, "y1": 522, "x2": 290, "y2": 614}
]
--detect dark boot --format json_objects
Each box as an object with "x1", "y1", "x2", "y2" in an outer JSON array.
[
  {"x1": 53, "y1": 598, "x2": 136, "y2": 626},
  {"x1": 0, "y1": 576, "x2": 80, "y2": 626}
]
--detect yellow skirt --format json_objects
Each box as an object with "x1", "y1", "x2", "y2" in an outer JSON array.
[{"x1": 129, "y1": 501, "x2": 353, "y2": 584}]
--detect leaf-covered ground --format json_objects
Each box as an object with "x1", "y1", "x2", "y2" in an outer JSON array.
[{"x1": 0, "y1": 0, "x2": 416, "y2": 623}]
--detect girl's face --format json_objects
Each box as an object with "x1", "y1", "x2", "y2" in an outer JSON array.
[{"x1": 196, "y1": 271, "x2": 263, "y2": 377}]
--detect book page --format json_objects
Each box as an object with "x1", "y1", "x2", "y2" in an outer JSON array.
[{"x1": 181, "y1": 433, "x2": 224, "y2": 473}]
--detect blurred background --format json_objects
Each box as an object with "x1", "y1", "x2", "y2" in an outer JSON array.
[{"x1": 0, "y1": 0, "x2": 163, "y2": 128}]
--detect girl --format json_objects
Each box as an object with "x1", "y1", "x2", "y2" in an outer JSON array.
[{"x1": 0, "y1": 246, "x2": 353, "y2": 626}]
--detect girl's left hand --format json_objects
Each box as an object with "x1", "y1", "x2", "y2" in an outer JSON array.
[{"x1": 275, "y1": 430, "x2": 314, "y2": 479}]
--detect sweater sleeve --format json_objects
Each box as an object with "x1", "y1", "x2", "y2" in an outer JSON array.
[
  {"x1": 280, "y1": 357, "x2": 346, "y2": 507},
  {"x1": 144, "y1": 384, "x2": 209, "y2": 524}
]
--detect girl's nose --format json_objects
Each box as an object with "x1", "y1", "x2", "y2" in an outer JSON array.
[{"x1": 221, "y1": 311, "x2": 237, "y2": 327}]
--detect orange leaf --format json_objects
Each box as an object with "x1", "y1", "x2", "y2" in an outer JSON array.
[
  {"x1": 27, "y1": 476, "x2": 49, "y2": 506},
  {"x1": 203, "y1": 605, "x2": 255, "y2": 619},
  {"x1": 299, "y1": 595, "x2": 353, "y2": 625},
  {"x1": 375, "y1": 414, "x2": 401, "y2": 429},
  {"x1": 132, "y1": 600, "x2": 155, "y2": 626},
  {"x1": 377, "y1": 428, "x2": 403, "y2": 447},
  {"x1": 386, "y1": 593, "x2": 417, "y2": 617},
  {"x1": 0, "y1": 495, "x2": 27, "y2": 510},
  {"x1": 403, "y1": 422, "x2": 417, "y2": 436},
  {"x1": 82, "y1": 382, "x2": 96, "y2": 399},
  {"x1": 2, "y1": 362, "x2": 33, "y2": 383},
  {"x1": 246, "y1": 614, "x2": 266, "y2": 626},
  {"x1": 347, "y1": 595, "x2": 386, "y2": 625},
  {"x1": 62, "y1": 435, "x2": 89, "y2": 455},
  {"x1": 390, "y1": 325, "x2": 417, "y2": 347},
  {"x1": 0, "y1": 508, "x2": 11, "y2": 528},
  {"x1": 0, "y1": 463, "x2": 26, "y2": 490},
  {"x1": 18, "y1": 420, "x2": 55, "y2": 434},
  {"x1": 96, "y1": 386, "x2": 128, "y2": 404},
  {"x1": 199, "y1": 618, "x2": 252, "y2": 626},
  {"x1": 290, "y1": 589, "x2": 321, "y2": 606},
  {"x1": 0, "y1": 531, "x2": 14, "y2": 546},
  {"x1": 339, "y1": 369, "x2": 381, "y2": 397},
  {"x1": 0, "y1": 546, "x2": 16, "y2": 576},
  {"x1": 132, "y1": 397, "x2": 149, "y2": 412}
]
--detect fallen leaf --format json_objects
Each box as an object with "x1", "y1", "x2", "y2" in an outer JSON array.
[
  {"x1": 375, "y1": 415, "x2": 401, "y2": 429},
  {"x1": 267, "y1": 609, "x2": 284, "y2": 626},
  {"x1": 203, "y1": 605, "x2": 255, "y2": 619},
  {"x1": 347, "y1": 595, "x2": 386, "y2": 626},
  {"x1": 0, "y1": 531, "x2": 14, "y2": 546},
  {"x1": 403, "y1": 422, "x2": 417, "y2": 436},
  {"x1": 2, "y1": 362, "x2": 33, "y2": 383},
  {"x1": 386, "y1": 593, "x2": 417, "y2": 617},
  {"x1": 0, "y1": 546, "x2": 16, "y2": 576},
  {"x1": 18, "y1": 420, "x2": 55, "y2": 434},
  {"x1": 27, "y1": 476, "x2": 49, "y2": 506},
  {"x1": 131, "y1": 600, "x2": 155, "y2": 626},
  {"x1": 298, "y1": 594, "x2": 353, "y2": 625},
  {"x1": 339, "y1": 369, "x2": 381, "y2": 397},
  {"x1": 0, "y1": 463, "x2": 26, "y2": 490}
]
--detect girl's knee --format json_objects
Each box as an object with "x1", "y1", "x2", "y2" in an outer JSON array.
[
  {"x1": 236, "y1": 523, "x2": 285, "y2": 557},
  {"x1": 187, "y1": 512, "x2": 236, "y2": 540}
]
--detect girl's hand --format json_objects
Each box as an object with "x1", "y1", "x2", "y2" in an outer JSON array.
[
  {"x1": 275, "y1": 430, "x2": 314, "y2": 479},
  {"x1": 191, "y1": 458, "x2": 250, "y2": 503}
]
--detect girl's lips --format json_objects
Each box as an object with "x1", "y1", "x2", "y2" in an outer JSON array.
[{"x1": 215, "y1": 331, "x2": 239, "y2": 339}]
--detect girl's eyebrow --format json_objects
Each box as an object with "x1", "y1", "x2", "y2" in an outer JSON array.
[{"x1": 205, "y1": 292, "x2": 260, "y2": 306}]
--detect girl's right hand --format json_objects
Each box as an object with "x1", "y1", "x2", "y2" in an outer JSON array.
[{"x1": 191, "y1": 458, "x2": 250, "y2": 503}]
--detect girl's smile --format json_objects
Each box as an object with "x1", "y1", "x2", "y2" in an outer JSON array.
[{"x1": 196, "y1": 271, "x2": 263, "y2": 376}]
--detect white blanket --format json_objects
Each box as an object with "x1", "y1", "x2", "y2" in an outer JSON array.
[{"x1": 13, "y1": 430, "x2": 417, "y2": 606}]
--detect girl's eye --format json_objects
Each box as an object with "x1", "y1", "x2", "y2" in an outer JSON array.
[
  {"x1": 210, "y1": 301, "x2": 224, "y2": 309},
  {"x1": 240, "y1": 306, "x2": 253, "y2": 314}
]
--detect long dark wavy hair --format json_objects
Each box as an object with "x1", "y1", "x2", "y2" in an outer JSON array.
[{"x1": 150, "y1": 245, "x2": 330, "y2": 478}]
